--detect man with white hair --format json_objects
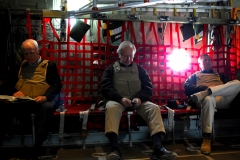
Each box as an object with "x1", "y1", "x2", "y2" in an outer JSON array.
[
  {"x1": 184, "y1": 53, "x2": 240, "y2": 155},
  {"x1": 0, "y1": 39, "x2": 62, "y2": 159},
  {"x1": 101, "y1": 41, "x2": 177, "y2": 160}
]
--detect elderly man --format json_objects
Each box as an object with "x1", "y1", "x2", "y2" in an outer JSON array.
[
  {"x1": 184, "y1": 53, "x2": 240, "y2": 155},
  {"x1": 0, "y1": 39, "x2": 62, "y2": 159},
  {"x1": 101, "y1": 41, "x2": 177, "y2": 160}
]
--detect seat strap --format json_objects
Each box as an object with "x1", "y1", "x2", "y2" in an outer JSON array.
[
  {"x1": 59, "y1": 111, "x2": 65, "y2": 141},
  {"x1": 79, "y1": 110, "x2": 89, "y2": 139},
  {"x1": 165, "y1": 106, "x2": 175, "y2": 144},
  {"x1": 82, "y1": 110, "x2": 89, "y2": 130}
]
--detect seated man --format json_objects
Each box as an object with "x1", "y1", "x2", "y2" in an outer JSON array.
[
  {"x1": 0, "y1": 39, "x2": 62, "y2": 159},
  {"x1": 184, "y1": 53, "x2": 240, "y2": 155},
  {"x1": 101, "y1": 41, "x2": 178, "y2": 160}
]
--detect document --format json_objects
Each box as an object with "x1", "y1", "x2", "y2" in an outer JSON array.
[
  {"x1": 0, "y1": 95, "x2": 16, "y2": 102},
  {"x1": 0, "y1": 95, "x2": 34, "y2": 102}
]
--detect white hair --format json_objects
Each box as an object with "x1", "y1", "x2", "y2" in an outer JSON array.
[
  {"x1": 116, "y1": 41, "x2": 136, "y2": 55},
  {"x1": 21, "y1": 39, "x2": 39, "y2": 51}
]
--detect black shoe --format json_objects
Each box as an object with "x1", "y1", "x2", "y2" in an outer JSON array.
[
  {"x1": 151, "y1": 146, "x2": 178, "y2": 160},
  {"x1": 106, "y1": 147, "x2": 122, "y2": 160}
]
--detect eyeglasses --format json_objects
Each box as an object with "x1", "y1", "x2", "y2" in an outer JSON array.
[{"x1": 121, "y1": 55, "x2": 133, "y2": 59}]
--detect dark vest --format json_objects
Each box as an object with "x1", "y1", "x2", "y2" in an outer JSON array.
[{"x1": 113, "y1": 61, "x2": 141, "y2": 98}]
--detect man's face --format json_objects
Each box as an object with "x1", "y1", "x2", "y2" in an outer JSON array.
[
  {"x1": 22, "y1": 42, "x2": 39, "y2": 64},
  {"x1": 119, "y1": 46, "x2": 135, "y2": 66},
  {"x1": 199, "y1": 55, "x2": 212, "y2": 71}
]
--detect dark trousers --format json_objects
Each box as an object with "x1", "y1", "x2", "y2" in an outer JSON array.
[{"x1": 0, "y1": 100, "x2": 54, "y2": 147}]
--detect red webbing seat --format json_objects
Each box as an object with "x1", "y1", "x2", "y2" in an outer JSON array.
[
  {"x1": 53, "y1": 104, "x2": 92, "y2": 115},
  {"x1": 53, "y1": 104, "x2": 173, "y2": 116},
  {"x1": 51, "y1": 103, "x2": 201, "y2": 146},
  {"x1": 173, "y1": 108, "x2": 200, "y2": 115}
]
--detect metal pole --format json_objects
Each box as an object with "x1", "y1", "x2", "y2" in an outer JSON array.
[
  {"x1": 31, "y1": 114, "x2": 35, "y2": 146},
  {"x1": 127, "y1": 112, "x2": 133, "y2": 147}
]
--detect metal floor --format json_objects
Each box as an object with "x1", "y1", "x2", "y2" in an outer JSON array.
[{"x1": 1, "y1": 137, "x2": 240, "y2": 160}]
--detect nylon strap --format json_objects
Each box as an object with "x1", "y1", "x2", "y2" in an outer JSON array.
[
  {"x1": 150, "y1": 22, "x2": 159, "y2": 45},
  {"x1": 80, "y1": 110, "x2": 89, "y2": 130},
  {"x1": 59, "y1": 112, "x2": 65, "y2": 140},
  {"x1": 175, "y1": 23, "x2": 180, "y2": 48},
  {"x1": 127, "y1": 21, "x2": 137, "y2": 44},
  {"x1": 49, "y1": 18, "x2": 61, "y2": 42},
  {"x1": 140, "y1": 22, "x2": 145, "y2": 44},
  {"x1": 121, "y1": 21, "x2": 126, "y2": 41},
  {"x1": 165, "y1": 106, "x2": 174, "y2": 132}
]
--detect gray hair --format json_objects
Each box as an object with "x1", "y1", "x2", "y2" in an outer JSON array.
[
  {"x1": 116, "y1": 41, "x2": 136, "y2": 55},
  {"x1": 198, "y1": 53, "x2": 210, "y2": 63},
  {"x1": 21, "y1": 39, "x2": 39, "y2": 51}
]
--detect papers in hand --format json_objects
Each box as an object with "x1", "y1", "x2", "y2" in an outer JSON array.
[
  {"x1": 14, "y1": 96, "x2": 35, "y2": 101},
  {"x1": 0, "y1": 95, "x2": 34, "y2": 102},
  {"x1": 0, "y1": 95, "x2": 16, "y2": 102}
]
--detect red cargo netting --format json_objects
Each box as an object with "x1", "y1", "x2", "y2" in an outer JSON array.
[{"x1": 32, "y1": 17, "x2": 240, "y2": 108}]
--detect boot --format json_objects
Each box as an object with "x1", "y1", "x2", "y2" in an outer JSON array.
[
  {"x1": 106, "y1": 146, "x2": 122, "y2": 160},
  {"x1": 151, "y1": 146, "x2": 178, "y2": 160},
  {"x1": 200, "y1": 133, "x2": 211, "y2": 155}
]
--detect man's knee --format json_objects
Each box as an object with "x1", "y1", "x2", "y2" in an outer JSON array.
[
  {"x1": 202, "y1": 96, "x2": 214, "y2": 107},
  {"x1": 106, "y1": 104, "x2": 117, "y2": 109},
  {"x1": 149, "y1": 103, "x2": 160, "y2": 113},
  {"x1": 106, "y1": 104, "x2": 123, "y2": 115}
]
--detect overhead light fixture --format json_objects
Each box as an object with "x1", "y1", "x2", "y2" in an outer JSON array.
[
  {"x1": 187, "y1": 16, "x2": 200, "y2": 23},
  {"x1": 181, "y1": 1, "x2": 191, "y2": 7},
  {"x1": 90, "y1": 13, "x2": 106, "y2": 18},
  {"x1": 159, "y1": 16, "x2": 170, "y2": 21},
  {"x1": 128, "y1": 14, "x2": 140, "y2": 20},
  {"x1": 229, "y1": 18, "x2": 239, "y2": 25}
]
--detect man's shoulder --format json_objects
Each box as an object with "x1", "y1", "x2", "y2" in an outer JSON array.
[
  {"x1": 43, "y1": 60, "x2": 56, "y2": 67},
  {"x1": 104, "y1": 63, "x2": 114, "y2": 73},
  {"x1": 134, "y1": 63, "x2": 144, "y2": 69},
  {"x1": 195, "y1": 70, "x2": 219, "y2": 75},
  {"x1": 193, "y1": 70, "x2": 205, "y2": 74},
  {"x1": 47, "y1": 61, "x2": 55, "y2": 65},
  {"x1": 107, "y1": 63, "x2": 114, "y2": 68}
]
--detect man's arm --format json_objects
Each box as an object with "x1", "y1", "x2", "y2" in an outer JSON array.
[
  {"x1": 44, "y1": 62, "x2": 62, "y2": 102},
  {"x1": 100, "y1": 64, "x2": 123, "y2": 103},
  {"x1": 130, "y1": 65, "x2": 152, "y2": 102},
  {"x1": 184, "y1": 73, "x2": 208, "y2": 96}
]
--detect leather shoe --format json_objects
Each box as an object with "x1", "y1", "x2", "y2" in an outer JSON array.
[{"x1": 151, "y1": 146, "x2": 178, "y2": 160}]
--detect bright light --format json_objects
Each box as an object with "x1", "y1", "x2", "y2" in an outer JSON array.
[
  {"x1": 67, "y1": 0, "x2": 89, "y2": 11},
  {"x1": 168, "y1": 49, "x2": 190, "y2": 71}
]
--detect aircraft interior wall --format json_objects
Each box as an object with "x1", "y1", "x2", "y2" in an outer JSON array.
[{"x1": 0, "y1": 0, "x2": 240, "y2": 152}]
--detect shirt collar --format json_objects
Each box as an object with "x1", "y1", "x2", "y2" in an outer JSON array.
[
  {"x1": 119, "y1": 60, "x2": 133, "y2": 67},
  {"x1": 201, "y1": 69, "x2": 214, "y2": 73},
  {"x1": 29, "y1": 56, "x2": 41, "y2": 66}
]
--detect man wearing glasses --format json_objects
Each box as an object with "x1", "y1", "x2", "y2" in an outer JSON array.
[{"x1": 101, "y1": 41, "x2": 178, "y2": 160}]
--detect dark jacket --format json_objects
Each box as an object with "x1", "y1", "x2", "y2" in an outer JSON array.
[
  {"x1": 6, "y1": 60, "x2": 62, "y2": 102},
  {"x1": 100, "y1": 61, "x2": 153, "y2": 103}
]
